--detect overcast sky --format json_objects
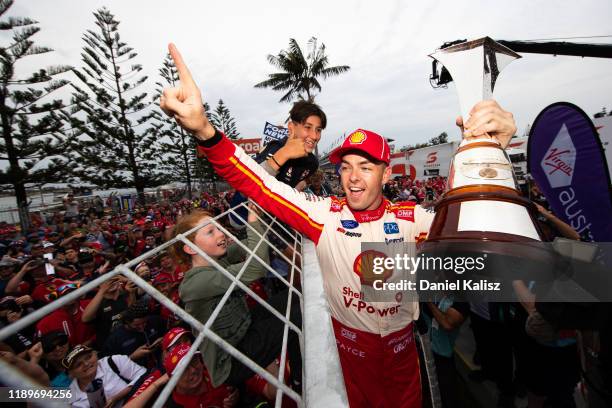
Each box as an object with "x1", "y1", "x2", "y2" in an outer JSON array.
[{"x1": 7, "y1": 0, "x2": 612, "y2": 154}]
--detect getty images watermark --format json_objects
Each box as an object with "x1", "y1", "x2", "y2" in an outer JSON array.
[
  {"x1": 358, "y1": 241, "x2": 612, "y2": 303},
  {"x1": 371, "y1": 252, "x2": 500, "y2": 292}
]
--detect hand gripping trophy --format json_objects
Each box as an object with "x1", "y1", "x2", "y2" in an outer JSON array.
[
  {"x1": 427, "y1": 37, "x2": 544, "y2": 243},
  {"x1": 421, "y1": 37, "x2": 550, "y2": 286}
]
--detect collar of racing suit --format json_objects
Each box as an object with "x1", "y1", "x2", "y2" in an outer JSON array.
[{"x1": 349, "y1": 198, "x2": 389, "y2": 223}]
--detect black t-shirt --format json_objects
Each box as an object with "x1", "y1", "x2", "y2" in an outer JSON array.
[
  {"x1": 101, "y1": 316, "x2": 165, "y2": 367},
  {"x1": 255, "y1": 139, "x2": 318, "y2": 187},
  {"x1": 94, "y1": 294, "x2": 129, "y2": 349},
  {"x1": 229, "y1": 138, "x2": 319, "y2": 244},
  {"x1": 0, "y1": 320, "x2": 34, "y2": 354}
]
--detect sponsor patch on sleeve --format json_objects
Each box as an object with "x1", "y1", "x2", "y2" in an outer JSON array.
[
  {"x1": 389, "y1": 204, "x2": 415, "y2": 221},
  {"x1": 341, "y1": 220, "x2": 359, "y2": 229},
  {"x1": 330, "y1": 197, "x2": 345, "y2": 212},
  {"x1": 383, "y1": 222, "x2": 400, "y2": 234}
]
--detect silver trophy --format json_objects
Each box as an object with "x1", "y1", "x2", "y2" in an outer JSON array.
[
  {"x1": 429, "y1": 37, "x2": 521, "y2": 124},
  {"x1": 425, "y1": 37, "x2": 543, "y2": 242}
]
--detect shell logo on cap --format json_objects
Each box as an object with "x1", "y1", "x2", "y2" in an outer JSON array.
[{"x1": 349, "y1": 131, "x2": 367, "y2": 145}]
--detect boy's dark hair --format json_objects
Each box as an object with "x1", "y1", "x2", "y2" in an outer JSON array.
[
  {"x1": 289, "y1": 101, "x2": 327, "y2": 129},
  {"x1": 123, "y1": 300, "x2": 148, "y2": 322}
]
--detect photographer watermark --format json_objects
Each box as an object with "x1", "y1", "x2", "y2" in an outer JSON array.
[{"x1": 357, "y1": 240, "x2": 612, "y2": 303}]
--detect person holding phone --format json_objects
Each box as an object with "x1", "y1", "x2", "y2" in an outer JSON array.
[
  {"x1": 102, "y1": 301, "x2": 165, "y2": 368},
  {"x1": 82, "y1": 276, "x2": 131, "y2": 350},
  {"x1": 0, "y1": 296, "x2": 35, "y2": 356}
]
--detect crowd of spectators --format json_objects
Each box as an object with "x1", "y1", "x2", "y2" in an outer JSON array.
[
  {"x1": 0, "y1": 174, "x2": 606, "y2": 407},
  {"x1": 0, "y1": 189, "x2": 253, "y2": 407}
]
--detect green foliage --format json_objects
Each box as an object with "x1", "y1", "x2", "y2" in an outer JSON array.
[
  {"x1": 67, "y1": 8, "x2": 164, "y2": 195},
  {"x1": 255, "y1": 37, "x2": 350, "y2": 103},
  {"x1": 194, "y1": 102, "x2": 220, "y2": 184},
  {"x1": 429, "y1": 132, "x2": 448, "y2": 145},
  {"x1": 400, "y1": 132, "x2": 449, "y2": 151},
  {"x1": 149, "y1": 53, "x2": 199, "y2": 197},
  {"x1": 0, "y1": 0, "x2": 74, "y2": 228},
  {"x1": 209, "y1": 99, "x2": 240, "y2": 139}
]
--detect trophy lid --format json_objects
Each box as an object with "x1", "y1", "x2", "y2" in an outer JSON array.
[{"x1": 429, "y1": 37, "x2": 521, "y2": 121}]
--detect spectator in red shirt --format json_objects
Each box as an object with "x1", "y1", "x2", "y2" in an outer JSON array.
[
  {"x1": 159, "y1": 252, "x2": 184, "y2": 283},
  {"x1": 124, "y1": 327, "x2": 194, "y2": 405},
  {"x1": 124, "y1": 343, "x2": 238, "y2": 408},
  {"x1": 129, "y1": 227, "x2": 146, "y2": 258},
  {"x1": 151, "y1": 274, "x2": 181, "y2": 328},
  {"x1": 35, "y1": 283, "x2": 96, "y2": 347},
  {"x1": 4, "y1": 260, "x2": 67, "y2": 305}
]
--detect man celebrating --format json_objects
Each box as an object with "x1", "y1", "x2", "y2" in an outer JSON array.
[{"x1": 160, "y1": 43, "x2": 516, "y2": 407}]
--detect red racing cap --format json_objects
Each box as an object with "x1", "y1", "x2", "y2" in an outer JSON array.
[
  {"x1": 163, "y1": 342, "x2": 200, "y2": 376},
  {"x1": 329, "y1": 129, "x2": 390, "y2": 165},
  {"x1": 162, "y1": 327, "x2": 192, "y2": 351}
]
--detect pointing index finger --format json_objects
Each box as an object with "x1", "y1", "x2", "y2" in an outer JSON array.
[{"x1": 168, "y1": 43, "x2": 197, "y2": 88}]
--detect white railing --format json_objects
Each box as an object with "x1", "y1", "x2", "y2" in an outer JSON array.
[{"x1": 0, "y1": 200, "x2": 348, "y2": 407}]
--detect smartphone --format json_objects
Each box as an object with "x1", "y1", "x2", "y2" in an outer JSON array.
[
  {"x1": 147, "y1": 338, "x2": 163, "y2": 349},
  {"x1": 43, "y1": 253, "x2": 55, "y2": 275}
]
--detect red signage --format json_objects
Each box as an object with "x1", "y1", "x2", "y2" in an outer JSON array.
[
  {"x1": 234, "y1": 138, "x2": 261, "y2": 154},
  {"x1": 426, "y1": 152, "x2": 438, "y2": 164}
]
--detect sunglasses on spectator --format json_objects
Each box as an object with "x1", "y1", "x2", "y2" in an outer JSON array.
[
  {"x1": 44, "y1": 338, "x2": 69, "y2": 353},
  {"x1": 47, "y1": 282, "x2": 81, "y2": 301}
]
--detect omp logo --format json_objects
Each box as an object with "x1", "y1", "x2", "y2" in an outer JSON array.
[
  {"x1": 426, "y1": 152, "x2": 438, "y2": 164},
  {"x1": 397, "y1": 209, "x2": 413, "y2": 219},
  {"x1": 349, "y1": 131, "x2": 367, "y2": 144},
  {"x1": 541, "y1": 124, "x2": 576, "y2": 188},
  {"x1": 340, "y1": 327, "x2": 357, "y2": 342}
]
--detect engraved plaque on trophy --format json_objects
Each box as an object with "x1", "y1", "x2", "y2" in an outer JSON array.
[{"x1": 425, "y1": 37, "x2": 545, "y2": 245}]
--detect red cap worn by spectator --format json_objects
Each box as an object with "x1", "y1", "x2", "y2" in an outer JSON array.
[
  {"x1": 164, "y1": 342, "x2": 199, "y2": 375},
  {"x1": 329, "y1": 129, "x2": 391, "y2": 165},
  {"x1": 162, "y1": 327, "x2": 192, "y2": 351}
]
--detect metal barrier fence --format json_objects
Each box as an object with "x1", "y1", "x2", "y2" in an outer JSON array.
[{"x1": 0, "y1": 200, "x2": 348, "y2": 407}]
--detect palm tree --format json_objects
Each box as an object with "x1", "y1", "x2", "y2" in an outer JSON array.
[{"x1": 255, "y1": 37, "x2": 350, "y2": 103}]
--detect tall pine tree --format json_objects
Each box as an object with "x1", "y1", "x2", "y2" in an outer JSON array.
[
  {"x1": 194, "y1": 102, "x2": 219, "y2": 186},
  {"x1": 210, "y1": 99, "x2": 240, "y2": 139},
  {"x1": 149, "y1": 54, "x2": 197, "y2": 198},
  {"x1": 68, "y1": 8, "x2": 163, "y2": 203},
  {"x1": 0, "y1": 0, "x2": 74, "y2": 230}
]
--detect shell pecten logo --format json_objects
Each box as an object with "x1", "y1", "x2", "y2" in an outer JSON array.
[
  {"x1": 349, "y1": 130, "x2": 367, "y2": 145},
  {"x1": 353, "y1": 250, "x2": 392, "y2": 286}
]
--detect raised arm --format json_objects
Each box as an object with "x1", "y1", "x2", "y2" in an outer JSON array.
[
  {"x1": 159, "y1": 44, "x2": 328, "y2": 242},
  {"x1": 159, "y1": 43, "x2": 216, "y2": 141}
]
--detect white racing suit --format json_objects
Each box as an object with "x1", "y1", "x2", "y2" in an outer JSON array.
[{"x1": 198, "y1": 132, "x2": 434, "y2": 407}]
